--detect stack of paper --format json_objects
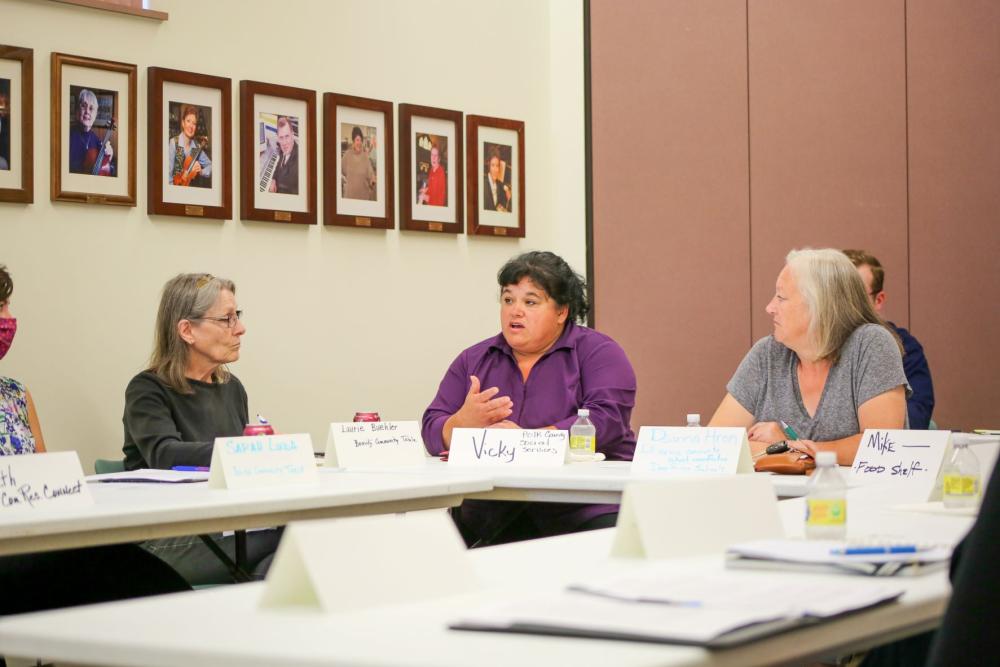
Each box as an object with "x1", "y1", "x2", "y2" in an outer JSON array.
[
  {"x1": 451, "y1": 570, "x2": 902, "y2": 647},
  {"x1": 85, "y1": 469, "x2": 210, "y2": 484},
  {"x1": 726, "y1": 539, "x2": 952, "y2": 576}
]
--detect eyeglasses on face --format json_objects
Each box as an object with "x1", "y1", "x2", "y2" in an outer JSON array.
[{"x1": 191, "y1": 310, "x2": 242, "y2": 329}]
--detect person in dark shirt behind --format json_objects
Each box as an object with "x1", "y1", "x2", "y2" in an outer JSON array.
[{"x1": 844, "y1": 249, "x2": 935, "y2": 429}]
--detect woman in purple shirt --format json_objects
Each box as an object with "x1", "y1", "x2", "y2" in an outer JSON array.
[{"x1": 423, "y1": 251, "x2": 637, "y2": 546}]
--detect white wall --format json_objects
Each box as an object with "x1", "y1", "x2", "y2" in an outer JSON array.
[{"x1": 0, "y1": 0, "x2": 585, "y2": 471}]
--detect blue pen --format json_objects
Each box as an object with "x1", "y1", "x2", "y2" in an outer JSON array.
[
  {"x1": 779, "y1": 420, "x2": 800, "y2": 440},
  {"x1": 171, "y1": 466, "x2": 210, "y2": 472},
  {"x1": 831, "y1": 545, "x2": 919, "y2": 555}
]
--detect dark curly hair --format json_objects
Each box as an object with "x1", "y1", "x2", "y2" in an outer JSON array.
[
  {"x1": 0, "y1": 264, "x2": 11, "y2": 304},
  {"x1": 497, "y1": 251, "x2": 589, "y2": 323}
]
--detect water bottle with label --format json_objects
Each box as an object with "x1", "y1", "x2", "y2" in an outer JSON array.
[
  {"x1": 569, "y1": 409, "x2": 596, "y2": 454},
  {"x1": 805, "y1": 451, "x2": 847, "y2": 540},
  {"x1": 942, "y1": 434, "x2": 980, "y2": 508},
  {"x1": 686, "y1": 413, "x2": 701, "y2": 427}
]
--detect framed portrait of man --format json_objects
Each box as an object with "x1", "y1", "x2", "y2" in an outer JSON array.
[
  {"x1": 324, "y1": 92, "x2": 394, "y2": 230},
  {"x1": 0, "y1": 45, "x2": 32, "y2": 204},
  {"x1": 51, "y1": 52, "x2": 136, "y2": 206},
  {"x1": 147, "y1": 67, "x2": 232, "y2": 219},
  {"x1": 466, "y1": 114, "x2": 525, "y2": 238},
  {"x1": 398, "y1": 103, "x2": 463, "y2": 234},
  {"x1": 239, "y1": 80, "x2": 316, "y2": 225}
]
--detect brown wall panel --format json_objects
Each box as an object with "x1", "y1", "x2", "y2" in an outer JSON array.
[
  {"x1": 591, "y1": 0, "x2": 751, "y2": 427},
  {"x1": 748, "y1": 0, "x2": 909, "y2": 340},
  {"x1": 907, "y1": 0, "x2": 1000, "y2": 430}
]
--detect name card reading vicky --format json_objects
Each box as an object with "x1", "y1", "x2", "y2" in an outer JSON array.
[
  {"x1": 631, "y1": 427, "x2": 753, "y2": 476},
  {"x1": 848, "y1": 429, "x2": 951, "y2": 501},
  {"x1": 448, "y1": 428, "x2": 567, "y2": 467},
  {"x1": 208, "y1": 433, "x2": 318, "y2": 490},
  {"x1": 0, "y1": 452, "x2": 93, "y2": 513},
  {"x1": 324, "y1": 421, "x2": 426, "y2": 469}
]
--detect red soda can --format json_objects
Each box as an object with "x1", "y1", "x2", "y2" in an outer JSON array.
[
  {"x1": 353, "y1": 412, "x2": 381, "y2": 423},
  {"x1": 244, "y1": 415, "x2": 275, "y2": 436}
]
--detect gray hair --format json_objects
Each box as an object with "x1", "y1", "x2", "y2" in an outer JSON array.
[
  {"x1": 77, "y1": 88, "x2": 98, "y2": 108},
  {"x1": 148, "y1": 273, "x2": 236, "y2": 394},
  {"x1": 785, "y1": 248, "x2": 901, "y2": 363}
]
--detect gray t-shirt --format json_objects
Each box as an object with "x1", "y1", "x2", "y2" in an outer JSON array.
[{"x1": 727, "y1": 324, "x2": 910, "y2": 442}]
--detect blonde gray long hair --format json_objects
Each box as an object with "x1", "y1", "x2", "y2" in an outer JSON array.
[
  {"x1": 148, "y1": 273, "x2": 236, "y2": 394},
  {"x1": 785, "y1": 249, "x2": 902, "y2": 364}
]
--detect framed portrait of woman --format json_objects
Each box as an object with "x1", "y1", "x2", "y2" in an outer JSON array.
[
  {"x1": 147, "y1": 67, "x2": 232, "y2": 220},
  {"x1": 0, "y1": 45, "x2": 32, "y2": 204},
  {"x1": 239, "y1": 80, "x2": 317, "y2": 225},
  {"x1": 324, "y1": 92, "x2": 394, "y2": 230},
  {"x1": 398, "y1": 103, "x2": 463, "y2": 234},
  {"x1": 51, "y1": 52, "x2": 137, "y2": 206},
  {"x1": 466, "y1": 114, "x2": 525, "y2": 238}
]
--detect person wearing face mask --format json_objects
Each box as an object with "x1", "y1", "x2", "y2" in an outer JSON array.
[
  {"x1": 423, "y1": 251, "x2": 637, "y2": 545},
  {"x1": 0, "y1": 264, "x2": 45, "y2": 456}
]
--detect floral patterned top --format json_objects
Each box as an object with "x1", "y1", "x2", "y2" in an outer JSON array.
[{"x1": 1, "y1": 376, "x2": 35, "y2": 455}]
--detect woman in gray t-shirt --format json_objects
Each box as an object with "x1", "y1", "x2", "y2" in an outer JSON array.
[{"x1": 709, "y1": 248, "x2": 909, "y2": 465}]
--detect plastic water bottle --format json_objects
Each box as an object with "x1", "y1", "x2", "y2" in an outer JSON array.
[
  {"x1": 805, "y1": 451, "x2": 847, "y2": 540},
  {"x1": 569, "y1": 409, "x2": 596, "y2": 454},
  {"x1": 686, "y1": 413, "x2": 701, "y2": 427},
  {"x1": 942, "y1": 434, "x2": 980, "y2": 508}
]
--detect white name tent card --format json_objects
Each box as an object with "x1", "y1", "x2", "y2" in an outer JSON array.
[
  {"x1": 631, "y1": 427, "x2": 752, "y2": 476},
  {"x1": 208, "y1": 433, "x2": 318, "y2": 490},
  {"x1": 611, "y1": 475, "x2": 782, "y2": 559},
  {"x1": 848, "y1": 430, "x2": 951, "y2": 501},
  {"x1": 260, "y1": 510, "x2": 478, "y2": 612},
  {"x1": 324, "y1": 420, "x2": 426, "y2": 469},
  {"x1": 448, "y1": 428, "x2": 567, "y2": 467},
  {"x1": 0, "y1": 451, "x2": 93, "y2": 512}
]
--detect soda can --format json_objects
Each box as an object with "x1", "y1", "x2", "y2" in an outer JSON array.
[
  {"x1": 353, "y1": 412, "x2": 381, "y2": 423},
  {"x1": 243, "y1": 423, "x2": 275, "y2": 436}
]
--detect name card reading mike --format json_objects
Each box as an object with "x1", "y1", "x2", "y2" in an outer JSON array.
[
  {"x1": 324, "y1": 421, "x2": 426, "y2": 469},
  {"x1": 208, "y1": 433, "x2": 318, "y2": 490},
  {"x1": 631, "y1": 427, "x2": 752, "y2": 476},
  {"x1": 0, "y1": 452, "x2": 93, "y2": 513},
  {"x1": 448, "y1": 428, "x2": 567, "y2": 467},
  {"x1": 848, "y1": 429, "x2": 951, "y2": 501}
]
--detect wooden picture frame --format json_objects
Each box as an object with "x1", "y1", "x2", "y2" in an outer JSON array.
[
  {"x1": 466, "y1": 114, "x2": 525, "y2": 238},
  {"x1": 239, "y1": 80, "x2": 316, "y2": 225},
  {"x1": 398, "y1": 103, "x2": 463, "y2": 234},
  {"x1": 324, "y1": 92, "x2": 394, "y2": 229},
  {"x1": 51, "y1": 52, "x2": 137, "y2": 206},
  {"x1": 147, "y1": 67, "x2": 232, "y2": 220},
  {"x1": 0, "y1": 45, "x2": 33, "y2": 204}
]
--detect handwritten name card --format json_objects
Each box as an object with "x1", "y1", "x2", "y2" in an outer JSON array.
[
  {"x1": 448, "y1": 428, "x2": 567, "y2": 467},
  {"x1": 848, "y1": 429, "x2": 951, "y2": 501},
  {"x1": 324, "y1": 421, "x2": 426, "y2": 469},
  {"x1": 631, "y1": 427, "x2": 752, "y2": 476},
  {"x1": 0, "y1": 452, "x2": 93, "y2": 513},
  {"x1": 260, "y1": 510, "x2": 477, "y2": 612},
  {"x1": 208, "y1": 433, "x2": 318, "y2": 490}
]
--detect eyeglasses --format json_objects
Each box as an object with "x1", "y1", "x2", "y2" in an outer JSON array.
[{"x1": 192, "y1": 310, "x2": 242, "y2": 329}]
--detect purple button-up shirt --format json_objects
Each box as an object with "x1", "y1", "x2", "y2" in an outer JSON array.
[{"x1": 422, "y1": 321, "x2": 637, "y2": 537}]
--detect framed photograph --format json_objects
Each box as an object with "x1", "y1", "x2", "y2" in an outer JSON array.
[
  {"x1": 466, "y1": 115, "x2": 525, "y2": 238},
  {"x1": 147, "y1": 67, "x2": 232, "y2": 219},
  {"x1": 239, "y1": 80, "x2": 316, "y2": 225},
  {"x1": 324, "y1": 92, "x2": 394, "y2": 229},
  {"x1": 0, "y1": 45, "x2": 32, "y2": 204},
  {"x1": 398, "y1": 103, "x2": 463, "y2": 233},
  {"x1": 51, "y1": 52, "x2": 137, "y2": 206}
]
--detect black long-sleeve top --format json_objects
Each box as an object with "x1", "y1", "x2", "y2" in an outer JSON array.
[{"x1": 122, "y1": 370, "x2": 248, "y2": 470}]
